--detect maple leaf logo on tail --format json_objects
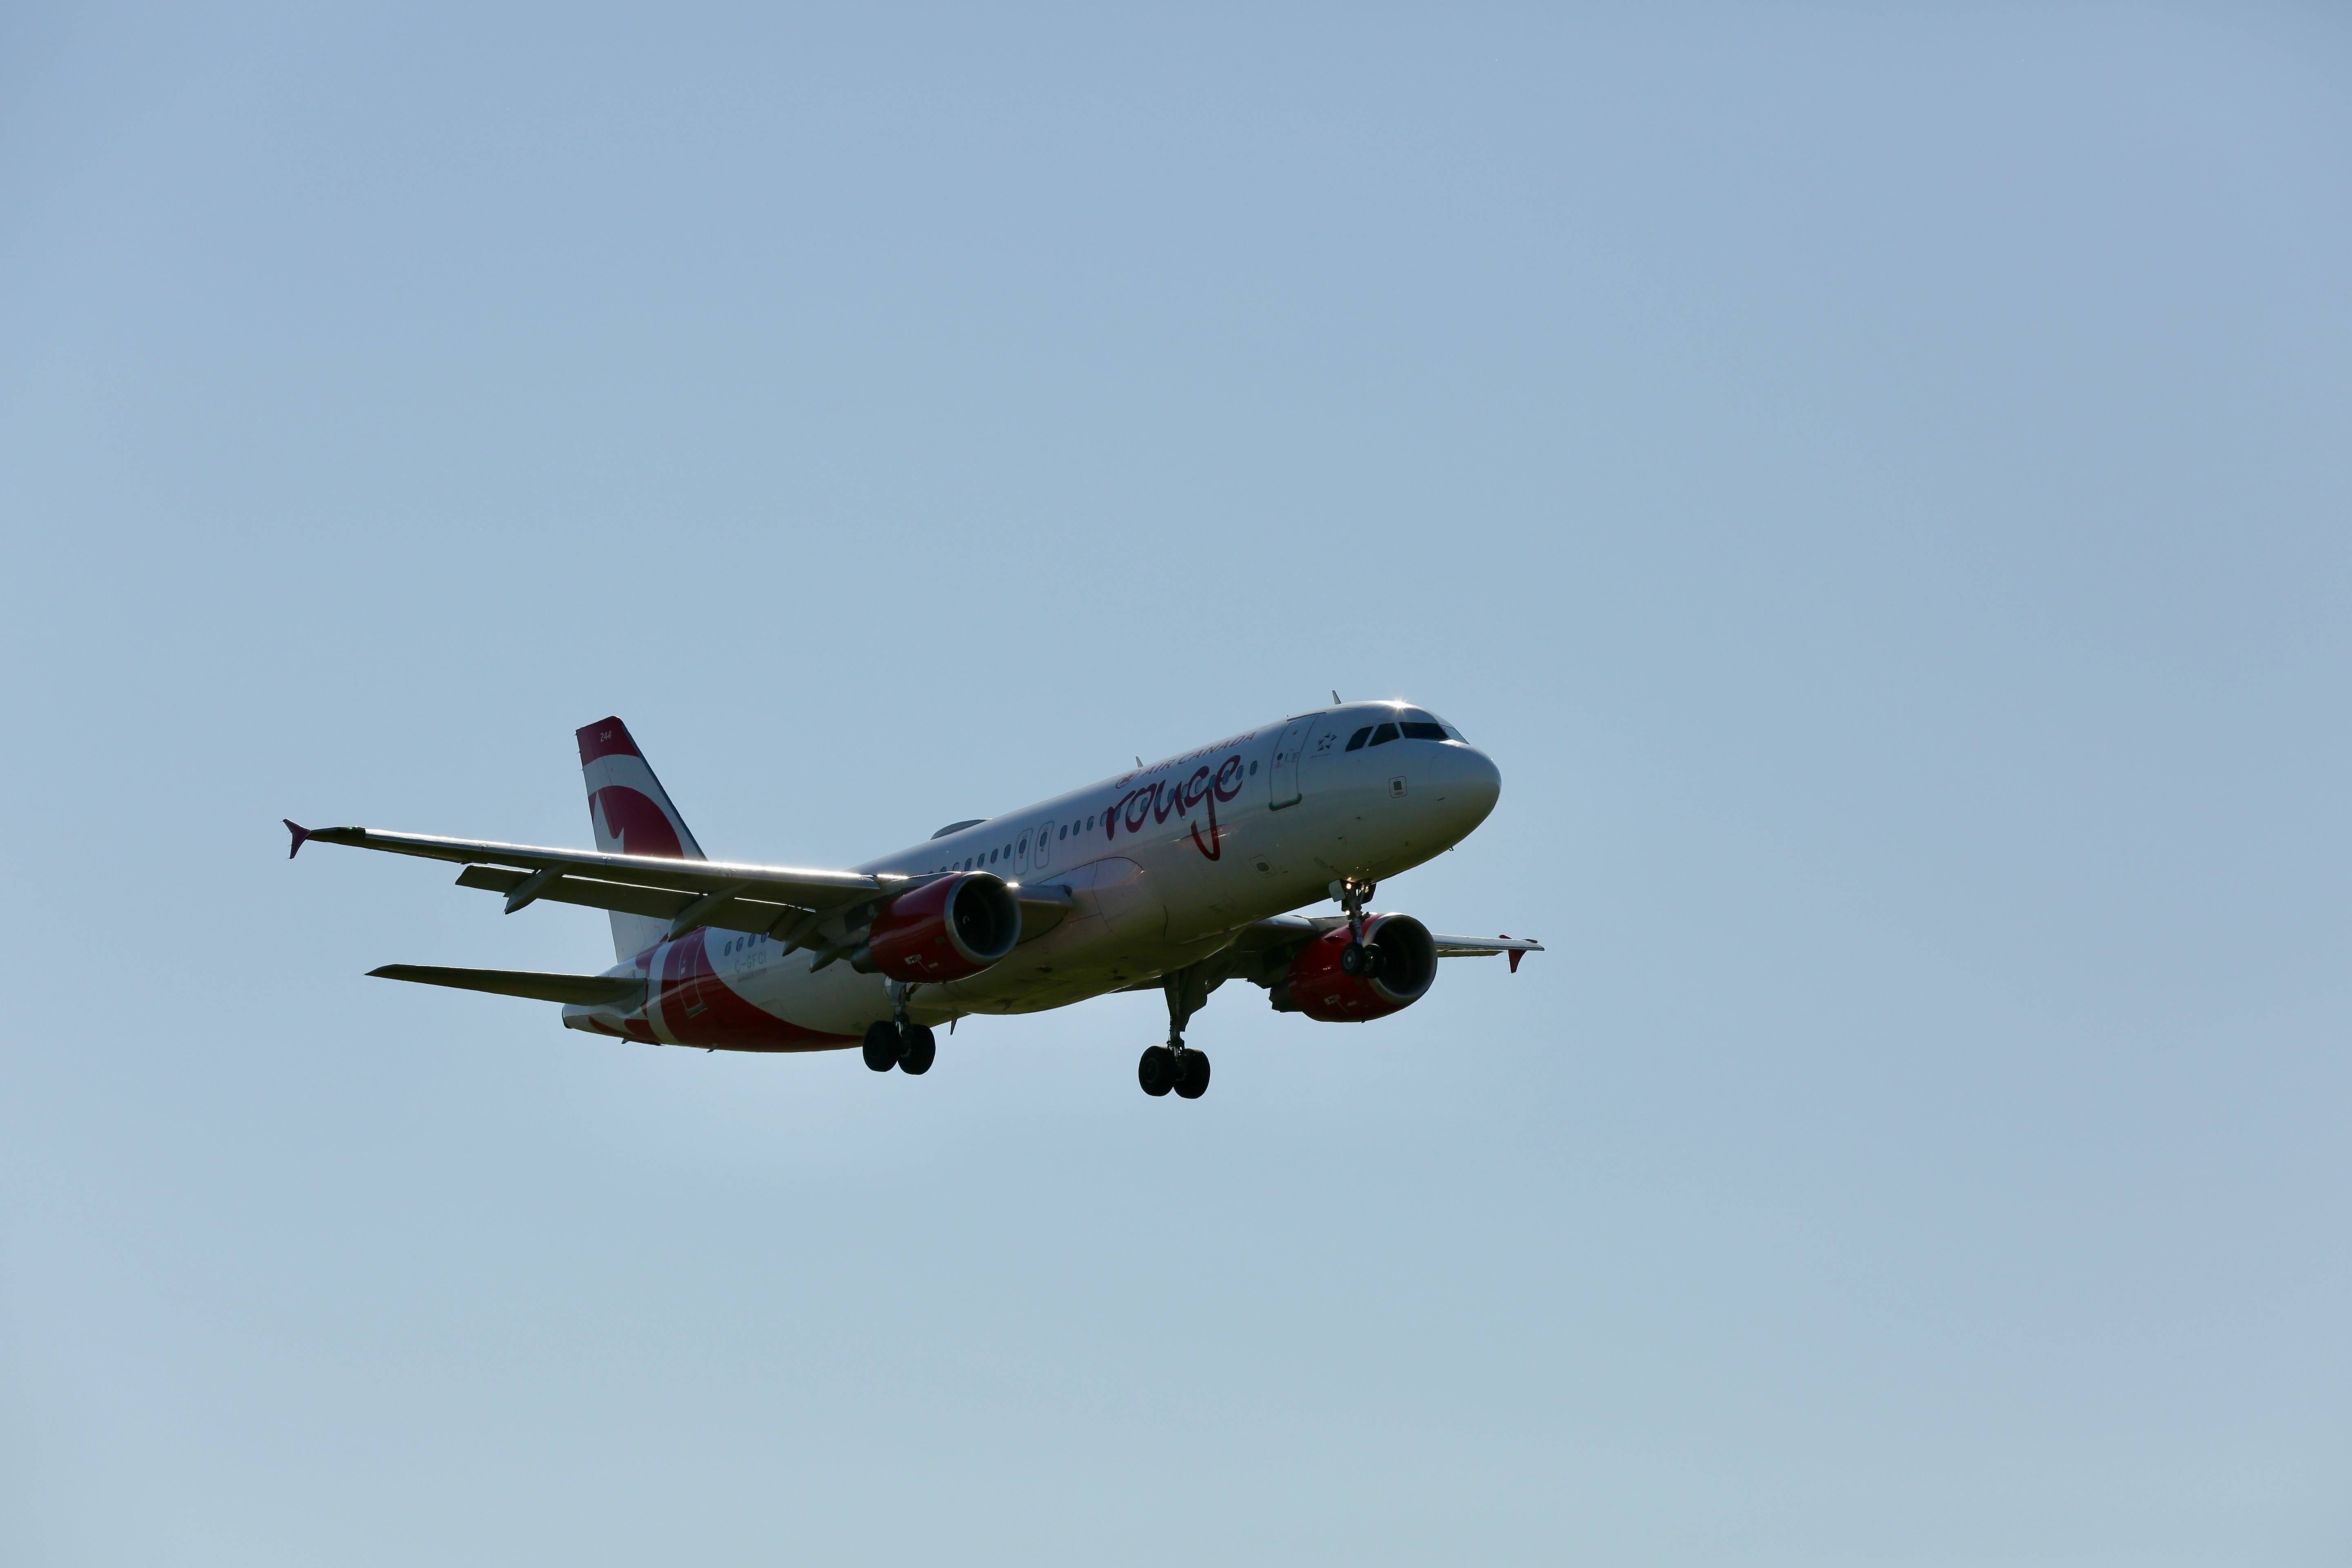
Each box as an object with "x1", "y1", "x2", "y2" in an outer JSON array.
[
  {"x1": 575, "y1": 717, "x2": 706, "y2": 960},
  {"x1": 590, "y1": 785, "x2": 686, "y2": 859}
]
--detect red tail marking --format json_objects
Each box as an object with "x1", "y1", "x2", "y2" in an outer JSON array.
[
  {"x1": 591, "y1": 786, "x2": 685, "y2": 859},
  {"x1": 576, "y1": 716, "x2": 645, "y2": 765}
]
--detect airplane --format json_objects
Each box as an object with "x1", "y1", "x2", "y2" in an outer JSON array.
[{"x1": 285, "y1": 699, "x2": 1540, "y2": 1099}]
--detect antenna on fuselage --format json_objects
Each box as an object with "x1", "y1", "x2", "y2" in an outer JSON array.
[{"x1": 1332, "y1": 689, "x2": 1341, "y2": 703}]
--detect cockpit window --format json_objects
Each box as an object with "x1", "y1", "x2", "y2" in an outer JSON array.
[
  {"x1": 1348, "y1": 710, "x2": 1466, "y2": 751},
  {"x1": 1398, "y1": 708, "x2": 1466, "y2": 740},
  {"x1": 1399, "y1": 707, "x2": 1468, "y2": 741}
]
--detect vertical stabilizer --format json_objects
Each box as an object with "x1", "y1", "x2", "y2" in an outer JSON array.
[{"x1": 577, "y1": 717, "x2": 706, "y2": 961}]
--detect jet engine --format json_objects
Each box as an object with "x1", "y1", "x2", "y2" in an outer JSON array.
[
  {"x1": 1272, "y1": 913, "x2": 1439, "y2": 1021},
  {"x1": 857, "y1": 871, "x2": 1020, "y2": 982}
]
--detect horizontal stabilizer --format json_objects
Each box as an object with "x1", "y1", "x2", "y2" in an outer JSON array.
[{"x1": 368, "y1": 964, "x2": 644, "y2": 1008}]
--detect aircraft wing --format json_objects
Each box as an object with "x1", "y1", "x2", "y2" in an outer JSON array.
[
  {"x1": 286, "y1": 822, "x2": 1068, "y2": 944},
  {"x1": 1111, "y1": 916, "x2": 1543, "y2": 995},
  {"x1": 1233, "y1": 913, "x2": 1544, "y2": 967},
  {"x1": 1427, "y1": 933, "x2": 1545, "y2": 963}
]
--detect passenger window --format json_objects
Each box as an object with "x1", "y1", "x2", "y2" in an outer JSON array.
[
  {"x1": 1368, "y1": 722, "x2": 1400, "y2": 746},
  {"x1": 1345, "y1": 726, "x2": 1372, "y2": 751}
]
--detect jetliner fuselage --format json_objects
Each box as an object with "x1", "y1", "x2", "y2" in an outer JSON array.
[{"x1": 292, "y1": 700, "x2": 1538, "y2": 1097}]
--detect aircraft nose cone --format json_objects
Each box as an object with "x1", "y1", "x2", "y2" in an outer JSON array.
[
  {"x1": 1456, "y1": 745, "x2": 1502, "y2": 824},
  {"x1": 1416, "y1": 743, "x2": 1500, "y2": 840}
]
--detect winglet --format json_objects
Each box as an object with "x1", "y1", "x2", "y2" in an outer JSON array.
[
  {"x1": 1504, "y1": 937, "x2": 1525, "y2": 974},
  {"x1": 284, "y1": 819, "x2": 312, "y2": 859}
]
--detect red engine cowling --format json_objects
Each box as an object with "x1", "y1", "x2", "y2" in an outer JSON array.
[
  {"x1": 859, "y1": 872, "x2": 1021, "y2": 982},
  {"x1": 1274, "y1": 913, "x2": 1439, "y2": 1022}
]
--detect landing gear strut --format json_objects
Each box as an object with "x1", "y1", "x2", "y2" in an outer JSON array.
[
  {"x1": 1331, "y1": 877, "x2": 1381, "y2": 977},
  {"x1": 865, "y1": 983, "x2": 937, "y2": 1075},
  {"x1": 1139, "y1": 964, "x2": 1214, "y2": 1099}
]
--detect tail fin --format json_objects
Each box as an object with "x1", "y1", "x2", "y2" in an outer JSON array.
[{"x1": 577, "y1": 717, "x2": 706, "y2": 961}]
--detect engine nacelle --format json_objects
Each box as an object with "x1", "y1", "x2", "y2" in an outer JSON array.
[
  {"x1": 858, "y1": 872, "x2": 1020, "y2": 982},
  {"x1": 1273, "y1": 913, "x2": 1439, "y2": 1022}
]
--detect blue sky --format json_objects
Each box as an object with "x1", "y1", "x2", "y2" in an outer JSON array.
[{"x1": 3, "y1": 4, "x2": 2348, "y2": 1563}]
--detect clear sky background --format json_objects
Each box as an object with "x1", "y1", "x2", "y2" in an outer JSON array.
[{"x1": 3, "y1": 4, "x2": 2348, "y2": 1563}]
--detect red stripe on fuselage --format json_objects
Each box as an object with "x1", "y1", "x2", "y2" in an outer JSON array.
[{"x1": 648, "y1": 929, "x2": 856, "y2": 1052}]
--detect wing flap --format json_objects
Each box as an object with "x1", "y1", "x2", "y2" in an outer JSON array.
[
  {"x1": 450, "y1": 865, "x2": 814, "y2": 937},
  {"x1": 368, "y1": 964, "x2": 646, "y2": 1008}
]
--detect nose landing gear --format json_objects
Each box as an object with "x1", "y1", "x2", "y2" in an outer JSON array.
[
  {"x1": 1139, "y1": 964, "x2": 1216, "y2": 1099},
  {"x1": 1330, "y1": 877, "x2": 1381, "y2": 976}
]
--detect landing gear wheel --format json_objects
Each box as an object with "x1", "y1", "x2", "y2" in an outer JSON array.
[
  {"x1": 1138, "y1": 1045, "x2": 1175, "y2": 1096},
  {"x1": 1340, "y1": 941, "x2": 1367, "y2": 976},
  {"x1": 862, "y1": 1020, "x2": 900, "y2": 1072},
  {"x1": 898, "y1": 1023, "x2": 936, "y2": 1075},
  {"x1": 1173, "y1": 1050, "x2": 1211, "y2": 1099}
]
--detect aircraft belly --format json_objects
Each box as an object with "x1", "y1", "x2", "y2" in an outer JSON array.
[{"x1": 733, "y1": 947, "x2": 896, "y2": 1040}]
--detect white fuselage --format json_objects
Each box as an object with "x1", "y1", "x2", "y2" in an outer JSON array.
[{"x1": 567, "y1": 703, "x2": 1503, "y2": 1044}]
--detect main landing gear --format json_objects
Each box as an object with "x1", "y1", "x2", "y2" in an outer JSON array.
[
  {"x1": 1138, "y1": 964, "x2": 1213, "y2": 1100},
  {"x1": 863, "y1": 1019, "x2": 935, "y2": 1073},
  {"x1": 865, "y1": 982, "x2": 936, "y2": 1075},
  {"x1": 1137, "y1": 1044, "x2": 1209, "y2": 1099}
]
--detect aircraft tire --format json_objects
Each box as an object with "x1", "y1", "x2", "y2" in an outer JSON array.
[
  {"x1": 862, "y1": 1021, "x2": 900, "y2": 1072},
  {"x1": 1173, "y1": 1050, "x2": 1211, "y2": 1100},
  {"x1": 1138, "y1": 1045, "x2": 1176, "y2": 1096},
  {"x1": 1339, "y1": 942, "x2": 1366, "y2": 976},
  {"x1": 898, "y1": 1023, "x2": 937, "y2": 1076}
]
